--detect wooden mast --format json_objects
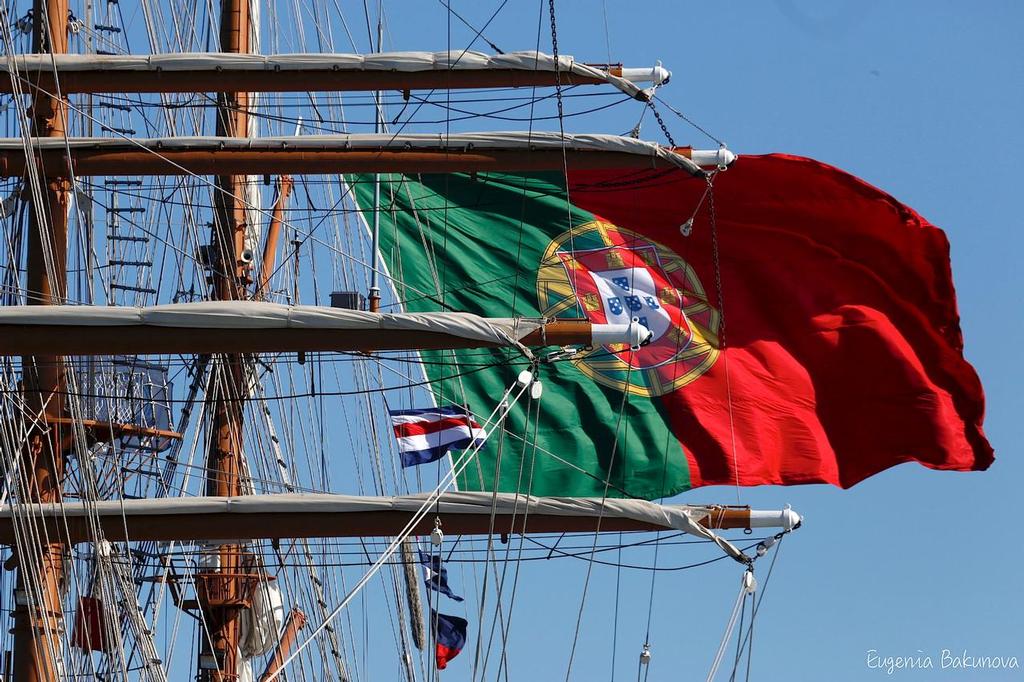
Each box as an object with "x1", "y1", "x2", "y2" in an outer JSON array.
[
  {"x1": 196, "y1": 0, "x2": 252, "y2": 678},
  {"x1": 12, "y1": 0, "x2": 69, "y2": 680},
  {"x1": 0, "y1": 24, "x2": 685, "y2": 678},
  {"x1": 257, "y1": 175, "x2": 292, "y2": 298},
  {"x1": 258, "y1": 609, "x2": 306, "y2": 682}
]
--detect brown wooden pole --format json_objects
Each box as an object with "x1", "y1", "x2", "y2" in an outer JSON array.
[
  {"x1": 0, "y1": 145, "x2": 693, "y2": 177},
  {"x1": 44, "y1": 417, "x2": 183, "y2": 446},
  {"x1": 196, "y1": 0, "x2": 252, "y2": 679},
  {"x1": 0, "y1": 504, "x2": 764, "y2": 545},
  {"x1": 257, "y1": 175, "x2": 292, "y2": 298},
  {"x1": 13, "y1": 1, "x2": 69, "y2": 680},
  {"x1": 0, "y1": 319, "x2": 597, "y2": 356},
  {"x1": 258, "y1": 608, "x2": 307, "y2": 682},
  {"x1": 3, "y1": 66, "x2": 612, "y2": 95}
]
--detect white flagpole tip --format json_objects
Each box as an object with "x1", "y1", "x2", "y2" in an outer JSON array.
[
  {"x1": 689, "y1": 147, "x2": 737, "y2": 170},
  {"x1": 619, "y1": 63, "x2": 672, "y2": 86},
  {"x1": 748, "y1": 507, "x2": 802, "y2": 531},
  {"x1": 591, "y1": 320, "x2": 653, "y2": 350}
]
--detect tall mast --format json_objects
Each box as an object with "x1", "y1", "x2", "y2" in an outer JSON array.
[
  {"x1": 368, "y1": 11, "x2": 384, "y2": 313},
  {"x1": 13, "y1": 0, "x2": 69, "y2": 680},
  {"x1": 196, "y1": 0, "x2": 253, "y2": 678}
]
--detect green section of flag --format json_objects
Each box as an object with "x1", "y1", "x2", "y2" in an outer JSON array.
[{"x1": 351, "y1": 172, "x2": 690, "y2": 499}]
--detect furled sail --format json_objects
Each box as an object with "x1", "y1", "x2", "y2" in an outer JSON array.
[
  {"x1": 0, "y1": 301, "x2": 649, "y2": 354},
  {"x1": 0, "y1": 51, "x2": 670, "y2": 99},
  {"x1": 0, "y1": 132, "x2": 706, "y2": 177},
  {"x1": 0, "y1": 492, "x2": 797, "y2": 556},
  {"x1": 350, "y1": 155, "x2": 992, "y2": 498}
]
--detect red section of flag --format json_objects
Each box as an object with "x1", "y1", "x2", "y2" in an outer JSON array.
[
  {"x1": 432, "y1": 610, "x2": 468, "y2": 670},
  {"x1": 568, "y1": 154, "x2": 992, "y2": 488},
  {"x1": 393, "y1": 416, "x2": 479, "y2": 439},
  {"x1": 436, "y1": 644, "x2": 461, "y2": 670}
]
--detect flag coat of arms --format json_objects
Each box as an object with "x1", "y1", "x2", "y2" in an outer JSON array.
[
  {"x1": 389, "y1": 405, "x2": 484, "y2": 468},
  {"x1": 353, "y1": 154, "x2": 992, "y2": 499}
]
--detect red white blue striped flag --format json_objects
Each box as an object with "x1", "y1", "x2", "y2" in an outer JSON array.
[{"x1": 389, "y1": 406, "x2": 485, "y2": 468}]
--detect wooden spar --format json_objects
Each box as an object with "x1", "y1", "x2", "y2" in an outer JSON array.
[
  {"x1": 0, "y1": 319, "x2": 600, "y2": 356},
  {"x1": 257, "y1": 175, "x2": 292, "y2": 297},
  {"x1": 44, "y1": 417, "x2": 183, "y2": 444},
  {"x1": 198, "y1": 0, "x2": 251, "y2": 678},
  {"x1": 0, "y1": 144, "x2": 695, "y2": 177},
  {"x1": 0, "y1": 502, "x2": 780, "y2": 545},
  {"x1": 3, "y1": 63, "x2": 617, "y2": 95},
  {"x1": 13, "y1": 0, "x2": 69, "y2": 680},
  {"x1": 259, "y1": 609, "x2": 307, "y2": 682}
]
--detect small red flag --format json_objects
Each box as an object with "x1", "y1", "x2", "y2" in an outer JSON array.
[
  {"x1": 432, "y1": 611, "x2": 467, "y2": 670},
  {"x1": 72, "y1": 595, "x2": 110, "y2": 652}
]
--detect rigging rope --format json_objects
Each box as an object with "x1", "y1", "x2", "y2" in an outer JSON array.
[
  {"x1": 263, "y1": 373, "x2": 534, "y2": 680},
  {"x1": 705, "y1": 571, "x2": 754, "y2": 682}
]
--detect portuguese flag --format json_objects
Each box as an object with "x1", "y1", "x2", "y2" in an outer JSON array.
[{"x1": 351, "y1": 154, "x2": 992, "y2": 499}]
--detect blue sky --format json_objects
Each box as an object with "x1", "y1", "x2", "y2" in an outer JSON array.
[
  {"x1": 55, "y1": 1, "x2": 1020, "y2": 679},
  {"x1": 361, "y1": 2, "x2": 1023, "y2": 680}
]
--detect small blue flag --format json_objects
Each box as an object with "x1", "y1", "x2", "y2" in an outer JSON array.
[{"x1": 419, "y1": 550, "x2": 464, "y2": 602}]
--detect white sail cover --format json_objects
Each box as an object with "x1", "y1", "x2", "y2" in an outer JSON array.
[
  {"x1": 0, "y1": 301, "x2": 540, "y2": 346},
  {"x1": 0, "y1": 492, "x2": 755, "y2": 562},
  {"x1": 0, "y1": 131, "x2": 699, "y2": 173},
  {"x1": 239, "y1": 581, "x2": 284, "y2": 659},
  {"x1": 1, "y1": 50, "x2": 666, "y2": 99}
]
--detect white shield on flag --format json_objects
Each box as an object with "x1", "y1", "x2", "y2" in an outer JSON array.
[
  {"x1": 584, "y1": 265, "x2": 678, "y2": 346},
  {"x1": 540, "y1": 221, "x2": 720, "y2": 397}
]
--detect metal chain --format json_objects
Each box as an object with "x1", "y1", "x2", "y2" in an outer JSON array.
[
  {"x1": 646, "y1": 100, "x2": 677, "y2": 147},
  {"x1": 548, "y1": 0, "x2": 565, "y2": 124},
  {"x1": 654, "y1": 95, "x2": 727, "y2": 147},
  {"x1": 707, "y1": 175, "x2": 727, "y2": 349}
]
